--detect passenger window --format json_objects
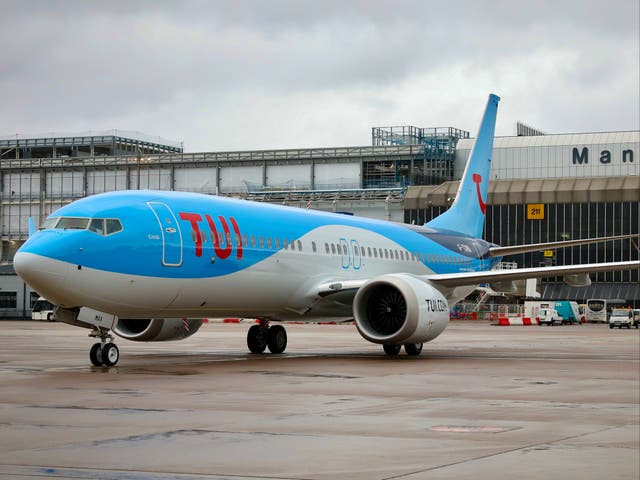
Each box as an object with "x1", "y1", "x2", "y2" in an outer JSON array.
[
  {"x1": 290, "y1": 240, "x2": 296, "y2": 251},
  {"x1": 283, "y1": 239, "x2": 289, "y2": 249},
  {"x1": 242, "y1": 235, "x2": 248, "y2": 247},
  {"x1": 89, "y1": 218, "x2": 105, "y2": 235},
  {"x1": 360, "y1": 246, "x2": 365, "y2": 257},
  {"x1": 297, "y1": 240, "x2": 303, "y2": 251},
  {"x1": 394, "y1": 250, "x2": 399, "y2": 260},
  {"x1": 331, "y1": 244, "x2": 336, "y2": 254},
  {"x1": 368, "y1": 247, "x2": 372, "y2": 257},
  {"x1": 105, "y1": 219, "x2": 122, "y2": 235},
  {"x1": 373, "y1": 248, "x2": 378, "y2": 258},
  {"x1": 312, "y1": 241, "x2": 317, "y2": 253},
  {"x1": 250, "y1": 235, "x2": 256, "y2": 248},
  {"x1": 259, "y1": 237, "x2": 264, "y2": 249},
  {"x1": 325, "y1": 243, "x2": 330, "y2": 254},
  {"x1": 275, "y1": 238, "x2": 281, "y2": 249},
  {"x1": 384, "y1": 249, "x2": 389, "y2": 259},
  {"x1": 267, "y1": 238, "x2": 273, "y2": 249}
]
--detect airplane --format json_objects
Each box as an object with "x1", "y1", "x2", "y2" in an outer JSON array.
[{"x1": 13, "y1": 94, "x2": 639, "y2": 367}]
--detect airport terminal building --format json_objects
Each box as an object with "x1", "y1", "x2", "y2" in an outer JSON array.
[{"x1": 0, "y1": 126, "x2": 638, "y2": 316}]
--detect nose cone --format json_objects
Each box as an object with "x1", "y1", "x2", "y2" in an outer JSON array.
[{"x1": 14, "y1": 251, "x2": 70, "y2": 305}]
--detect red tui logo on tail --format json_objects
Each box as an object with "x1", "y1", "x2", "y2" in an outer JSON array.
[{"x1": 472, "y1": 173, "x2": 486, "y2": 214}]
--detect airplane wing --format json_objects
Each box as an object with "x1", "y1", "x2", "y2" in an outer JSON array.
[
  {"x1": 488, "y1": 234, "x2": 639, "y2": 257},
  {"x1": 424, "y1": 260, "x2": 640, "y2": 289}
]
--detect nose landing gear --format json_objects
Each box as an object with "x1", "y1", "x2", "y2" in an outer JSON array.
[
  {"x1": 247, "y1": 319, "x2": 288, "y2": 354},
  {"x1": 88, "y1": 327, "x2": 120, "y2": 367}
]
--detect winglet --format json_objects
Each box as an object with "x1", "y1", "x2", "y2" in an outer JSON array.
[
  {"x1": 426, "y1": 94, "x2": 500, "y2": 237},
  {"x1": 28, "y1": 217, "x2": 37, "y2": 237}
]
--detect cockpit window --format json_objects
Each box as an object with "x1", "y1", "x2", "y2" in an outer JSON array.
[
  {"x1": 56, "y1": 217, "x2": 90, "y2": 230},
  {"x1": 105, "y1": 219, "x2": 123, "y2": 235},
  {"x1": 88, "y1": 218, "x2": 105, "y2": 235},
  {"x1": 39, "y1": 218, "x2": 59, "y2": 230},
  {"x1": 39, "y1": 216, "x2": 123, "y2": 236}
]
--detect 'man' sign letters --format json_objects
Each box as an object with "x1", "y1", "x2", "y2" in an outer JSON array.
[{"x1": 572, "y1": 147, "x2": 635, "y2": 165}]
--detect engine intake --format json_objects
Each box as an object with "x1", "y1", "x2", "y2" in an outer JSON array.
[
  {"x1": 114, "y1": 318, "x2": 204, "y2": 342},
  {"x1": 353, "y1": 274, "x2": 449, "y2": 345}
]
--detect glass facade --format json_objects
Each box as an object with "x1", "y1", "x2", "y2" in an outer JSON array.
[{"x1": 406, "y1": 201, "x2": 639, "y2": 290}]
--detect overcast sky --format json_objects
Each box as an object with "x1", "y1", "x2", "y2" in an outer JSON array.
[{"x1": 1, "y1": 0, "x2": 638, "y2": 152}]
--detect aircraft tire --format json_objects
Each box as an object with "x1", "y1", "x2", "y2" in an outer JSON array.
[
  {"x1": 267, "y1": 325, "x2": 287, "y2": 354},
  {"x1": 404, "y1": 343, "x2": 423, "y2": 356},
  {"x1": 102, "y1": 343, "x2": 119, "y2": 366},
  {"x1": 247, "y1": 325, "x2": 267, "y2": 354},
  {"x1": 89, "y1": 343, "x2": 103, "y2": 366},
  {"x1": 383, "y1": 344, "x2": 401, "y2": 356}
]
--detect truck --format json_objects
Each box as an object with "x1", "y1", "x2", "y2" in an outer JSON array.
[
  {"x1": 609, "y1": 308, "x2": 639, "y2": 329},
  {"x1": 31, "y1": 297, "x2": 55, "y2": 322},
  {"x1": 538, "y1": 308, "x2": 564, "y2": 326},
  {"x1": 553, "y1": 301, "x2": 584, "y2": 324},
  {"x1": 524, "y1": 300, "x2": 580, "y2": 326}
]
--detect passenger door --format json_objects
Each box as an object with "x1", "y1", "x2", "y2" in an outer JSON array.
[{"x1": 147, "y1": 202, "x2": 183, "y2": 267}]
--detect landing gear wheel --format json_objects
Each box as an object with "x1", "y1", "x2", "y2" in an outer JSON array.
[
  {"x1": 102, "y1": 343, "x2": 120, "y2": 366},
  {"x1": 247, "y1": 324, "x2": 267, "y2": 353},
  {"x1": 267, "y1": 325, "x2": 287, "y2": 354},
  {"x1": 404, "y1": 343, "x2": 423, "y2": 356},
  {"x1": 383, "y1": 344, "x2": 401, "y2": 355},
  {"x1": 89, "y1": 343, "x2": 103, "y2": 366}
]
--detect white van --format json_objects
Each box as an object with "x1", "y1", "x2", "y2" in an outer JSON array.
[
  {"x1": 31, "y1": 297, "x2": 55, "y2": 322},
  {"x1": 609, "y1": 308, "x2": 637, "y2": 329},
  {"x1": 538, "y1": 308, "x2": 563, "y2": 326}
]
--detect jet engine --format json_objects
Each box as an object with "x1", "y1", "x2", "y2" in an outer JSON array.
[
  {"x1": 353, "y1": 274, "x2": 449, "y2": 345},
  {"x1": 113, "y1": 318, "x2": 204, "y2": 342}
]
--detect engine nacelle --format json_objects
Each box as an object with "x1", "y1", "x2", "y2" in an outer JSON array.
[
  {"x1": 113, "y1": 318, "x2": 204, "y2": 342},
  {"x1": 353, "y1": 274, "x2": 449, "y2": 345}
]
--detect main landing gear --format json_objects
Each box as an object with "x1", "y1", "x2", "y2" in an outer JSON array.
[
  {"x1": 247, "y1": 320, "x2": 287, "y2": 354},
  {"x1": 88, "y1": 326, "x2": 120, "y2": 367},
  {"x1": 383, "y1": 343, "x2": 423, "y2": 356}
]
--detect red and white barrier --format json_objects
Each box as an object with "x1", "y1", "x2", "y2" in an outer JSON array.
[{"x1": 496, "y1": 316, "x2": 537, "y2": 326}]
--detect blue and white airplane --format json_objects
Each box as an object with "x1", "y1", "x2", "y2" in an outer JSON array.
[{"x1": 14, "y1": 94, "x2": 639, "y2": 366}]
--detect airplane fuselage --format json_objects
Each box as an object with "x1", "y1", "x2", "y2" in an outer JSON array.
[{"x1": 16, "y1": 190, "x2": 498, "y2": 320}]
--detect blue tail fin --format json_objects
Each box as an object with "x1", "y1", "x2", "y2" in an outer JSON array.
[
  {"x1": 28, "y1": 217, "x2": 37, "y2": 237},
  {"x1": 426, "y1": 94, "x2": 500, "y2": 238}
]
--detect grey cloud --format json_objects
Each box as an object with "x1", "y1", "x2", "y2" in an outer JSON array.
[{"x1": 0, "y1": 0, "x2": 637, "y2": 148}]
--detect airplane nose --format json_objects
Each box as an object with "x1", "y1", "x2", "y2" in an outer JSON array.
[{"x1": 14, "y1": 251, "x2": 69, "y2": 303}]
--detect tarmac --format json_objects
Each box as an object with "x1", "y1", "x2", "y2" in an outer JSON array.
[{"x1": 0, "y1": 320, "x2": 638, "y2": 480}]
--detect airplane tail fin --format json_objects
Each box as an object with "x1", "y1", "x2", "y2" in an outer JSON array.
[{"x1": 426, "y1": 94, "x2": 500, "y2": 238}]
